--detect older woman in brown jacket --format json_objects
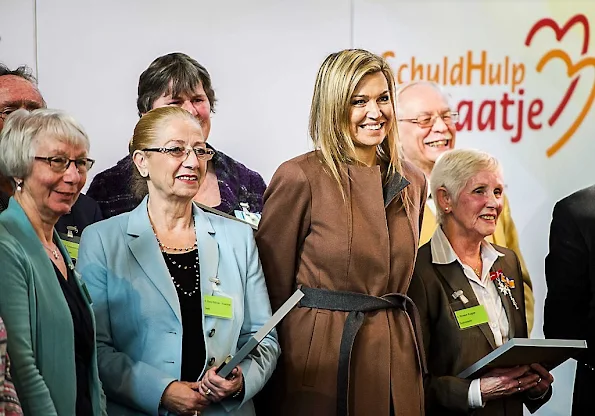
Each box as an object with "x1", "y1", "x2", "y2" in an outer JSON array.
[
  {"x1": 256, "y1": 49, "x2": 427, "y2": 416},
  {"x1": 408, "y1": 149, "x2": 553, "y2": 415}
]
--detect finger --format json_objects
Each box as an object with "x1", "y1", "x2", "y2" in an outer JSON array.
[
  {"x1": 230, "y1": 366, "x2": 242, "y2": 379},
  {"x1": 520, "y1": 373, "x2": 540, "y2": 385},
  {"x1": 180, "y1": 381, "x2": 201, "y2": 391},
  {"x1": 507, "y1": 377, "x2": 536, "y2": 395},
  {"x1": 203, "y1": 374, "x2": 227, "y2": 390},
  {"x1": 506, "y1": 365, "x2": 532, "y2": 378},
  {"x1": 529, "y1": 363, "x2": 551, "y2": 378},
  {"x1": 202, "y1": 379, "x2": 227, "y2": 402}
]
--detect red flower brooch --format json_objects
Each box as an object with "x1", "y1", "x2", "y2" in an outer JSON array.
[{"x1": 490, "y1": 269, "x2": 519, "y2": 310}]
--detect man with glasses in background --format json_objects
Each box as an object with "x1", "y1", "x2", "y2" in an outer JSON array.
[
  {"x1": 0, "y1": 63, "x2": 102, "y2": 260},
  {"x1": 397, "y1": 80, "x2": 535, "y2": 333}
]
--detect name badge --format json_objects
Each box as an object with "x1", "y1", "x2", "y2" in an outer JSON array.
[
  {"x1": 204, "y1": 295, "x2": 233, "y2": 319},
  {"x1": 454, "y1": 305, "x2": 489, "y2": 329},
  {"x1": 233, "y1": 210, "x2": 261, "y2": 227},
  {"x1": 61, "y1": 239, "x2": 80, "y2": 261}
]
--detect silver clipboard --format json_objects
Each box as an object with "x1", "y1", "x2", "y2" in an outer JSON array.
[{"x1": 215, "y1": 289, "x2": 304, "y2": 378}]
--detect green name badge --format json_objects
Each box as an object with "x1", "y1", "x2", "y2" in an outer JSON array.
[
  {"x1": 204, "y1": 295, "x2": 233, "y2": 319},
  {"x1": 61, "y1": 239, "x2": 80, "y2": 261},
  {"x1": 454, "y1": 304, "x2": 489, "y2": 329}
]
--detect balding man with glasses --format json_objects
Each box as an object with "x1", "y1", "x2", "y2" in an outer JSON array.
[{"x1": 397, "y1": 80, "x2": 535, "y2": 333}]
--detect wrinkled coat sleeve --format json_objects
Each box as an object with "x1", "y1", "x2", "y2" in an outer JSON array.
[
  {"x1": 0, "y1": 242, "x2": 57, "y2": 415},
  {"x1": 255, "y1": 160, "x2": 312, "y2": 312}
]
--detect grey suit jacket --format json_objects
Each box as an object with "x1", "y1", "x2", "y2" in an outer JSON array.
[{"x1": 409, "y1": 242, "x2": 550, "y2": 415}]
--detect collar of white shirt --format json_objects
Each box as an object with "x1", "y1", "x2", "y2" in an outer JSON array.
[{"x1": 430, "y1": 226, "x2": 504, "y2": 279}]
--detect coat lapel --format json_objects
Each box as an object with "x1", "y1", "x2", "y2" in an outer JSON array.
[
  {"x1": 383, "y1": 171, "x2": 410, "y2": 208},
  {"x1": 192, "y1": 203, "x2": 219, "y2": 291},
  {"x1": 491, "y1": 257, "x2": 520, "y2": 339},
  {"x1": 434, "y1": 261, "x2": 498, "y2": 350},
  {"x1": 127, "y1": 198, "x2": 182, "y2": 324}
]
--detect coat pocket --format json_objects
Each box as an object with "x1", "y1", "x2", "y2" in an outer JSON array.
[{"x1": 302, "y1": 310, "x2": 330, "y2": 387}]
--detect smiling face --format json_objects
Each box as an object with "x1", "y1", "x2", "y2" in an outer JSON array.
[
  {"x1": 442, "y1": 169, "x2": 504, "y2": 240},
  {"x1": 0, "y1": 75, "x2": 44, "y2": 131},
  {"x1": 349, "y1": 71, "x2": 394, "y2": 165},
  {"x1": 135, "y1": 116, "x2": 207, "y2": 203},
  {"x1": 151, "y1": 82, "x2": 211, "y2": 141},
  {"x1": 397, "y1": 83, "x2": 456, "y2": 175},
  {"x1": 21, "y1": 136, "x2": 87, "y2": 220}
]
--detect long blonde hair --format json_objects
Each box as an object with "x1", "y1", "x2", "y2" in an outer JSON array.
[{"x1": 309, "y1": 49, "x2": 405, "y2": 198}]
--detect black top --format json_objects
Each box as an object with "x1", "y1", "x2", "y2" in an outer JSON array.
[
  {"x1": 162, "y1": 249, "x2": 205, "y2": 382},
  {"x1": 52, "y1": 262, "x2": 94, "y2": 415},
  {"x1": 0, "y1": 190, "x2": 9, "y2": 212},
  {"x1": 54, "y1": 193, "x2": 104, "y2": 238}
]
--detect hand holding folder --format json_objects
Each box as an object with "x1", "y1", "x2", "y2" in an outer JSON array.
[{"x1": 215, "y1": 289, "x2": 304, "y2": 379}]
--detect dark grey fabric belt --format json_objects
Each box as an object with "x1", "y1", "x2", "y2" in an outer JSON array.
[{"x1": 299, "y1": 286, "x2": 427, "y2": 416}]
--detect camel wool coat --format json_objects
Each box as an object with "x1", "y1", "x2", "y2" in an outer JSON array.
[{"x1": 256, "y1": 151, "x2": 427, "y2": 416}]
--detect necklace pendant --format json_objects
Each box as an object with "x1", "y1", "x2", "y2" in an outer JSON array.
[{"x1": 52, "y1": 250, "x2": 59, "y2": 260}]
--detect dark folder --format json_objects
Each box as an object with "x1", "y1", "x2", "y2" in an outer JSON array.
[
  {"x1": 215, "y1": 289, "x2": 304, "y2": 379},
  {"x1": 458, "y1": 338, "x2": 587, "y2": 379}
]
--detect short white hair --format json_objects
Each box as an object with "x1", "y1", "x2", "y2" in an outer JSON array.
[
  {"x1": 0, "y1": 108, "x2": 90, "y2": 186},
  {"x1": 430, "y1": 149, "x2": 502, "y2": 224},
  {"x1": 395, "y1": 80, "x2": 453, "y2": 115}
]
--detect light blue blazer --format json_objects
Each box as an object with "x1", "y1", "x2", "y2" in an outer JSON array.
[{"x1": 76, "y1": 197, "x2": 279, "y2": 416}]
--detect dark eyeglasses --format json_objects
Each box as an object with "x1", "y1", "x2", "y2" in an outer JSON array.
[
  {"x1": 142, "y1": 146, "x2": 215, "y2": 161},
  {"x1": 398, "y1": 111, "x2": 459, "y2": 128},
  {"x1": 34, "y1": 156, "x2": 95, "y2": 173}
]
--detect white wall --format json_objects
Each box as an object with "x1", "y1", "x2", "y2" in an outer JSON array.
[
  {"x1": 0, "y1": 0, "x2": 36, "y2": 72},
  {"x1": 3, "y1": 1, "x2": 595, "y2": 414},
  {"x1": 35, "y1": 0, "x2": 352, "y2": 182}
]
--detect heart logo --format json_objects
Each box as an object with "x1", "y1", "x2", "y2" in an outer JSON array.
[{"x1": 525, "y1": 14, "x2": 595, "y2": 157}]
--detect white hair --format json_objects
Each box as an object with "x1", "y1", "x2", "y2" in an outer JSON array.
[
  {"x1": 0, "y1": 108, "x2": 90, "y2": 187},
  {"x1": 395, "y1": 80, "x2": 453, "y2": 114},
  {"x1": 430, "y1": 148, "x2": 502, "y2": 224}
]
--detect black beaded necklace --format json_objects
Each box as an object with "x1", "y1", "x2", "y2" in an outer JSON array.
[
  {"x1": 150, "y1": 214, "x2": 200, "y2": 297},
  {"x1": 162, "y1": 249, "x2": 200, "y2": 297}
]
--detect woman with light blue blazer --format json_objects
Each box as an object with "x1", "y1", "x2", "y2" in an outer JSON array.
[{"x1": 76, "y1": 107, "x2": 279, "y2": 416}]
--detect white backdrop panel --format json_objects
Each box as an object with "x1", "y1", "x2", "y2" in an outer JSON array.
[
  {"x1": 35, "y1": 0, "x2": 351, "y2": 184},
  {"x1": 0, "y1": 0, "x2": 36, "y2": 72}
]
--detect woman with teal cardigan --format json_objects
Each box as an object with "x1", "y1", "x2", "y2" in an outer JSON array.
[{"x1": 0, "y1": 109, "x2": 106, "y2": 415}]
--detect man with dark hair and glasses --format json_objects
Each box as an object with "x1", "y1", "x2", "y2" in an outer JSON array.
[
  {"x1": 396, "y1": 80, "x2": 535, "y2": 333},
  {"x1": 87, "y1": 52, "x2": 267, "y2": 221},
  {"x1": 0, "y1": 63, "x2": 103, "y2": 247}
]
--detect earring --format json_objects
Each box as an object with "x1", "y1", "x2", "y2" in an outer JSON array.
[
  {"x1": 444, "y1": 207, "x2": 450, "y2": 212},
  {"x1": 16, "y1": 181, "x2": 23, "y2": 192}
]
